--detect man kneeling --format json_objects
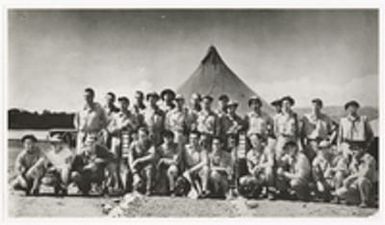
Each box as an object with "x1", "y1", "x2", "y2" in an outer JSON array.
[
  {"x1": 12, "y1": 135, "x2": 46, "y2": 196},
  {"x1": 276, "y1": 141, "x2": 311, "y2": 201},
  {"x1": 239, "y1": 134, "x2": 275, "y2": 199},
  {"x1": 182, "y1": 131, "x2": 210, "y2": 198},
  {"x1": 128, "y1": 127, "x2": 156, "y2": 196},
  {"x1": 335, "y1": 144, "x2": 377, "y2": 208},
  {"x1": 209, "y1": 137, "x2": 233, "y2": 199},
  {"x1": 156, "y1": 130, "x2": 182, "y2": 196}
]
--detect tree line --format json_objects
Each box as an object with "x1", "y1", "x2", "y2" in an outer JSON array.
[{"x1": 8, "y1": 109, "x2": 75, "y2": 130}]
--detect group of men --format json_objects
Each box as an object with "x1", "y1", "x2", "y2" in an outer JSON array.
[{"x1": 12, "y1": 87, "x2": 377, "y2": 208}]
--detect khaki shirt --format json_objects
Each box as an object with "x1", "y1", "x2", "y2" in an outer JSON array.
[
  {"x1": 108, "y1": 111, "x2": 139, "y2": 136},
  {"x1": 275, "y1": 112, "x2": 299, "y2": 138},
  {"x1": 143, "y1": 106, "x2": 165, "y2": 134},
  {"x1": 302, "y1": 113, "x2": 333, "y2": 140},
  {"x1": 246, "y1": 149, "x2": 269, "y2": 174},
  {"x1": 338, "y1": 115, "x2": 373, "y2": 143},
  {"x1": 15, "y1": 149, "x2": 44, "y2": 173},
  {"x1": 165, "y1": 108, "x2": 188, "y2": 133},
  {"x1": 197, "y1": 110, "x2": 218, "y2": 135},
  {"x1": 158, "y1": 143, "x2": 181, "y2": 160},
  {"x1": 74, "y1": 102, "x2": 107, "y2": 133},
  {"x1": 209, "y1": 150, "x2": 232, "y2": 172},
  {"x1": 349, "y1": 153, "x2": 377, "y2": 183},
  {"x1": 245, "y1": 111, "x2": 272, "y2": 138},
  {"x1": 287, "y1": 152, "x2": 311, "y2": 180}
]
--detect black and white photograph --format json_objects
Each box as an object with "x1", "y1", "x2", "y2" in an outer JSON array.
[{"x1": 3, "y1": 4, "x2": 382, "y2": 220}]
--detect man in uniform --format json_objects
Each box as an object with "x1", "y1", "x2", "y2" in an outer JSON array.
[
  {"x1": 274, "y1": 96, "x2": 301, "y2": 160},
  {"x1": 143, "y1": 92, "x2": 165, "y2": 146},
  {"x1": 216, "y1": 94, "x2": 230, "y2": 141},
  {"x1": 301, "y1": 98, "x2": 333, "y2": 161},
  {"x1": 186, "y1": 93, "x2": 201, "y2": 132},
  {"x1": 103, "y1": 92, "x2": 120, "y2": 149},
  {"x1": 156, "y1": 130, "x2": 182, "y2": 196},
  {"x1": 182, "y1": 131, "x2": 210, "y2": 198},
  {"x1": 107, "y1": 97, "x2": 139, "y2": 191},
  {"x1": 160, "y1": 89, "x2": 176, "y2": 113},
  {"x1": 74, "y1": 88, "x2": 107, "y2": 153},
  {"x1": 239, "y1": 133, "x2": 275, "y2": 199},
  {"x1": 271, "y1": 98, "x2": 282, "y2": 138},
  {"x1": 208, "y1": 137, "x2": 233, "y2": 198},
  {"x1": 196, "y1": 95, "x2": 218, "y2": 147},
  {"x1": 165, "y1": 94, "x2": 188, "y2": 150},
  {"x1": 12, "y1": 135, "x2": 46, "y2": 196},
  {"x1": 128, "y1": 127, "x2": 156, "y2": 195},
  {"x1": 337, "y1": 100, "x2": 373, "y2": 159},
  {"x1": 276, "y1": 141, "x2": 311, "y2": 201},
  {"x1": 335, "y1": 142, "x2": 377, "y2": 208},
  {"x1": 222, "y1": 100, "x2": 244, "y2": 148}
]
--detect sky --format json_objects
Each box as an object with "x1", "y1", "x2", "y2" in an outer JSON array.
[{"x1": 8, "y1": 9, "x2": 378, "y2": 112}]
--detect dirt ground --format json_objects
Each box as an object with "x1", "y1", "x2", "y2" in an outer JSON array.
[{"x1": 7, "y1": 140, "x2": 378, "y2": 218}]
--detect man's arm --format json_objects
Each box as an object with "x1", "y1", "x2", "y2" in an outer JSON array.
[
  {"x1": 135, "y1": 146, "x2": 156, "y2": 165},
  {"x1": 73, "y1": 112, "x2": 80, "y2": 130}
]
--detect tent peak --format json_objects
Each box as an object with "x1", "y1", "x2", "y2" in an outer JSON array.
[{"x1": 202, "y1": 45, "x2": 223, "y2": 65}]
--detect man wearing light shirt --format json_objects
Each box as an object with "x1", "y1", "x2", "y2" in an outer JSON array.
[
  {"x1": 301, "y1": 98, "x2": 333, "y2": 161},
  {"x1": 74, "y1": 88, "x2": 108, "y2": 153}
]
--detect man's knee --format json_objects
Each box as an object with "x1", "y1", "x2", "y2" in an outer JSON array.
[
  {"x1": 210, "y1": 171, "x2": 222, "y2": 183},
  {"x1": 167, "y1": 165, "x2": 179, "y2": 177},
  {"x1": 290, "y1": 178, "x2": 306, "y2": 190}
]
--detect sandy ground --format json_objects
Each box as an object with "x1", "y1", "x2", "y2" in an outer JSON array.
[{"x1": 7, "y1": 140, "x2": 378, "y2": 218}]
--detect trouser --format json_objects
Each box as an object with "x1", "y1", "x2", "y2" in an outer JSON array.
[
  {"x1": 336, "y1": 177, "x2": 373, "y2": 205},
  {"x1": 132, "y1": 163, "x2": 155, "y2": 193},
  {"x1": 276, "y1": 175, "x2": 310, "y2": 200},
  {"x1": 305, "y1": 140, "x2": 320, "y2": 162},
  {"x1": 210, "y1": 170, "x2": 230, "y2": 197}
]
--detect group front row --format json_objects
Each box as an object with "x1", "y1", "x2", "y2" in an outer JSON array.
[{"x1": 12, "y1": 126, "x2": 377, "y2": 208}]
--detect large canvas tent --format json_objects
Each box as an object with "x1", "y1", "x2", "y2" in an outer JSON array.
[{"x1": 178, "y1": 46, "x2": 273, "y2": 115}]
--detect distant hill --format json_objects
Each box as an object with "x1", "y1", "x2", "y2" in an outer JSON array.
[{"x1": 294, "y1": 106, "x2": 378, "y2": 122}]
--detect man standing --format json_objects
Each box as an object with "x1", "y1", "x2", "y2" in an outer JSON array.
[
  {"x1": 160, "y1": 89, "x2": 176, "y2": 113},
  {"x1": 301, "y1": 98, "x2": 333, "y2": 161},
  {"x1": 165, "y1": 94, "x2": 188, "y2": 150},
  {"x1": 107, "y1": 97, "x2": 139, "y2": 191},
  {"x1": 182, "y1": 131, "x2": 210, "y2": 198},
  {"x1": 271, "y1": 98, "x2": 282, "y2": 138},
  {"x1": 156, "y1": 130, "x2": 182, "y2": 196},
  {"x1": 143, "y1": 92, "x2": 165, "y2": 146},
  {"x1": 128, "y1": 127, "x2": 156, "y2": 196},
  {"x1": 103, "y1": 92, "x2": 120, "y2": 149},
  {"x1": 216, "y1": 94, "x2": 230, "y2": 140},
  {"x1": 196, "y1": 95, "x2": 218, "y2": 146},
  {"x1": 222, "y1": 101, "x2": 244, "y2": 146},
  {"x1": 74, "y1": 88, "x2": 107, "y2": 153},
  {"x1": 186, "y1": 93, "x2": 201, "y2": 132},
  {"x1": 337, "y1": 100, "x2": 373, "y2": 158},
  {"x1": 12, "y1": 135, "x2": 46, "y2": 196},
  {"x1": 274, "y1": 96, "x2": 301, "y2": 159}
]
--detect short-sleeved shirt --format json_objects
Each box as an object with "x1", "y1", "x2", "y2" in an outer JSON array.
[
  {"x1": 275, "y1": 112, "x2": 299, "y2": 138},
  {"x1": 197, "y1": 110, "x2": 217, "y2": 135},
  {"x1": 246, "y1": 149, "x2": 268, "y2": 173},
  {"x1": 339, "y1": 115, "x2": 373, "y2": 143},
  {"x1": 129, "y1": 140, "x2": 155, "y2": 160},
  {"x1": 104, "y1": 104, "x2": 119, "y2": 125},
  {"x1": 349, "y1": 153, "x2": 377, "y2": 183},
  {"x1": 302, "y1": 113, "x2": 333, "y2": 140},
  {"x1": 143, "y1": 106, "x2": 165, "y2": 134},
  {"x1": 184, "y1": 144, "x2": 207, "y2": 168},
  {"x1": 245, "y1": 111, "x2": 272, "y2": 138},
  {"x1": 165, "y1": 108, "x2": 188, "y2": 133},
  {"x1": 108, "y1": 111, "x2": 139, "y2": 135},
  {"x1": 288, "y1": 152, "x2": 311, "y2": 180},
  {"x1": 75, "y1": 102, "x2": 107, "y2": 133},
  {"x1": 158, "y1": 143, "x2": 180, "y2": 161},
  {"x1": 15, "y1": 149, "x2": 44, "y2": 172}
]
